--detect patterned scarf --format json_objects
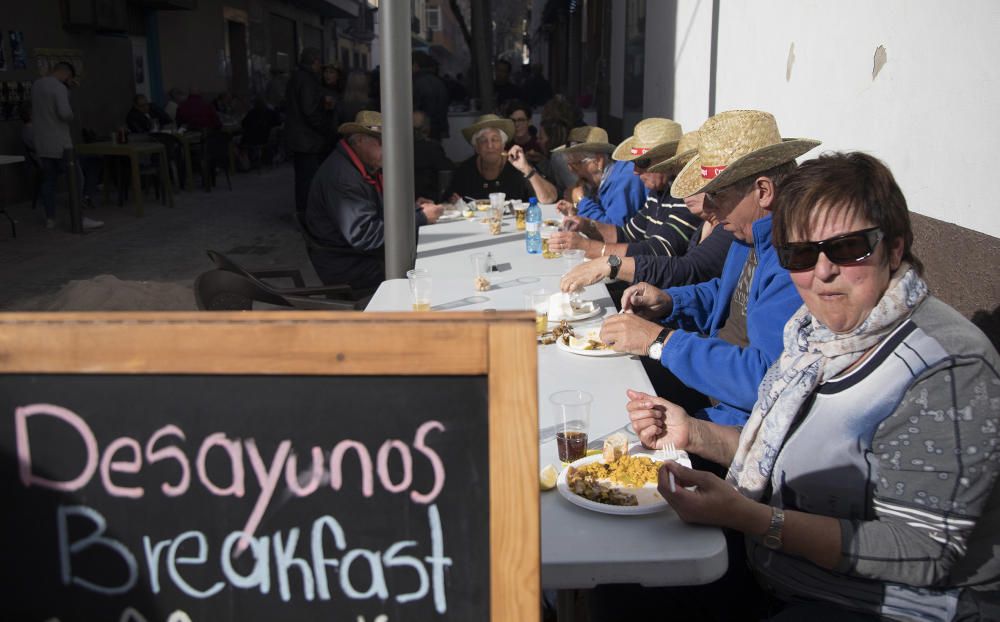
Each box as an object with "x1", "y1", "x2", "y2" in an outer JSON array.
[{"x1": 726, "y1": 263, "x2": 928, "y2": 500}]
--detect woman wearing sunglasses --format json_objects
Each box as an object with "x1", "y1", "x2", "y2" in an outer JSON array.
[{"x1": 627, "y1": 152, "x2": 1000, "y2": 620}]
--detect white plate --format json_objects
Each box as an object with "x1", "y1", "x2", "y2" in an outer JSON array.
[
  {"x1": 555, "y1": 337, "x2": 625, "y2": 357},
  {"x1": 556, "y1": 445, "x2": 691, "y2": 516},
  {"x1": 436, "y1": 210, "x2": 464, "y2": 223},
  {"x1": 548, "y1": 304, "x2": 602, "y2": 323}
]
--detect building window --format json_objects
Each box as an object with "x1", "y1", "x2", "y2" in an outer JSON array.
[{"x1": 426, "y1": 6, "x2": 441, "y2": 31}]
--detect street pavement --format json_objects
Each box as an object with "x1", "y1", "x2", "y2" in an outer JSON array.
[{"x1": 0, "y1": 164, "x2": 315, "y2": 310}]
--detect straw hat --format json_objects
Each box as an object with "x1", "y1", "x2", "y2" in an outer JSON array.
[
  {"x1": 611, "y1": 118, "x2": 683, "y2": 162},
  {"x1": 552, "y1": 126, "x2": 615, "y2": 154},
  {"x1": 648, "y1": 130, "x2": 700, "y2": 174},
  {"x1": 338, "y1": 110, "x2": 382, "y2": 138},
  {"x1": 461, "y1": 114, "x2": 515, "y2": 144},
  {"x1": 670, "y1": 110, "x2": 820, "y2": 198}
]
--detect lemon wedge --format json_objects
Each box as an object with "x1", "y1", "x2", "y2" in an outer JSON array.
[{"x1": 539, "y1": 464, "x2": 559, "y2": 491}]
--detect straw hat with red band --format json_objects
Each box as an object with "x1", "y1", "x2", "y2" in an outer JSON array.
[
  {"x1": 648, "y1": 130, "x2": 700, "y2": 175},
  {"x1": 611, "y1": 118, "x2": 683, "y2": 162},
  {"x1": 551, "y1": 126, "x2": 615, "y2": 154},
  {"x1": 460, "y1": 114, "x2": 515, "y2": 144},
  {"x1": 669, "y1": 110, "x2": 820, "y2": 198},
  {"x1": 338, "y1": 110, "x2": 383, "y2": 138}
]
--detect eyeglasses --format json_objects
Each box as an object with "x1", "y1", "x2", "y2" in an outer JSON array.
[
  {"x1": 511, "y1": 116, "x2": 529, "y2": 124},
  {"x1": 633, "y1": 156, "x2": 651, "y2": 170},
  {"x1": 777, "y1": 226, "x2": 884, "y2": 270}
]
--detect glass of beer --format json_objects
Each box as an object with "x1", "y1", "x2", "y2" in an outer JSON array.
[
  {"x1": 513, "y1": 201, "x2": 527, "y2": 230},
  {"x1": 541, "y1": 225, "x2": 561, "y2": 259},
  {"x1": 407, "y1": 268, "x2": 432, "y2": 311},
  {"x1": 524, "y1": 289, "x2": 550, "y2": 336},
  {"x1": 550, "y1": 390, "x2": 592, "y2": 463}
]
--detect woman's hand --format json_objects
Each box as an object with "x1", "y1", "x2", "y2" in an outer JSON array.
[
  {"x1": 658, "y1": 461, "x2": 769, "y2": 533},
  {"x1": 626, "y1": 389, "x2": 692, "y2": 450},
  {"x1": 620, "y1": 282, "x2": 673, "y2": 320}
]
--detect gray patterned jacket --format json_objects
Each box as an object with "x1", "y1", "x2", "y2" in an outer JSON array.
[{"x1": 748, "y1": 296, "x2": 1000, "y2": 621}]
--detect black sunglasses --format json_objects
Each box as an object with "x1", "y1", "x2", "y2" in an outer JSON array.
[
  {"x1": 778, "y1": 227, "x2": 884, "y2": 270},
  {"x1": 633, "y1": 156, "x2": 652, "y2": 169}
]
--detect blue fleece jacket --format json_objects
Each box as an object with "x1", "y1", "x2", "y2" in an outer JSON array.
[
  {"x1": 658, "y1": 215, "x2": 802, "y2": 426},
  {"x1": 575, "y1": 160, "x2": 647, "y2": 226}
]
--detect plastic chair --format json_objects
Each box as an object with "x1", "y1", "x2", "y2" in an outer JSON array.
[
  {"x1": 194, "y1": 269, "x2": 361, "y2": 311},
  {"x1": 206, "y1": 249, "x2": 356, "y2": 300}
]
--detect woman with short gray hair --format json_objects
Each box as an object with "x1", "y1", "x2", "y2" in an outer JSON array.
[{"x1": 446, "y1": 114, "x2": 557, "y2": 203}]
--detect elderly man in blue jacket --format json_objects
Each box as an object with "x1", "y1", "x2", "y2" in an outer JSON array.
[
  {"x1": 600, "y1": 110, "x2": 819, "y2": 426},
  {"x1": 552, "y1": 125, "x2": 647, "y2": 226}
]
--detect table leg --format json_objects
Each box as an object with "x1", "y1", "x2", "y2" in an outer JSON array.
[
  {"x1": 160, "y1": 149, "x2": 174, "y2": 208},
  {"x1": 129, "y1": 154, "x2": 143, "y2": 217},
  {"x1": 556, "y1": 589, "x2": 577, "y2": 622},
  {"x1": 183, "y1": 141, "x2": 193, "y2": 191}
]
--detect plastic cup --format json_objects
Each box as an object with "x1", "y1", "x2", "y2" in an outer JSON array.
[
  {"x1": 513, "y1": 202, "x2": 527, "y2": 230},
  {"x1": 525, "y1": 289, "x2": 550, "y2": 335},
  {"x1": 541, "y1": 225, "x2": 561, "y2": 259},
  {"x1": 471, "y1": 253, "x2": 491, "y2": 291},
  {"x1": 562, "y1": 249, "x2": 585, "y2": 272},
  {"x1": 550, "y1": 390, "x2": 592, "y2": 463},
  {"x1": 407, "y1": 268, "x2": 432, "y2": 311}
]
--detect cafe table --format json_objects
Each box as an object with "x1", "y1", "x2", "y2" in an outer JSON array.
[
  {"x1": 74, "y1": 141, "x2": 174, "y2": 216},
  {"x1": 365, "y1": 206, "x2": 728, "y2": 620}
]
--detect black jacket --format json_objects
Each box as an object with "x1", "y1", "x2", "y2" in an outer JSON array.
[
  {"x1": 284, "y1": 66, "x2": 333, "y2": 154},
  {"x1": 412, "y1": 70, "x2": 450, "y2": 140}
]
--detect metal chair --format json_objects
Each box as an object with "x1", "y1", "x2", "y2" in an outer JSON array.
[
  {"x1": 194, "y1": 269, "x2": 361, "y2": 311},
  {"x1": 205, "y1": 250, "x2": 358, "y2": 300}
]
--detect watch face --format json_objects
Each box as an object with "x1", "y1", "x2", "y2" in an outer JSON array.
[
  {"x1": 608, "y1": 255, "x2": 621, "y2": 267},
  {"x1": 763, "y1": 534, "x2": 782, "y2": 550}
]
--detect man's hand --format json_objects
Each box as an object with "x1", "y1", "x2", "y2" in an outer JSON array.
[
  {"x1": 620, "y1": 282, "x2": 673, "y2": 320},
  {"x1": 561, "y1": 258, "x2": 611, "y2": 292},
  {"x1": 416, "y1": 196, "x2": 435, "y2": 207},
  {"x1": 507, "y1": 145, "x2": 532, "y2": 175},
  {"x1": 625, "y1": 389, "x2": 693, "y2": 450},
  {"x1": 420, "y1": 202, "x2": 445, "y2": 224},
  {"x1": 555, "y1": 199, "x2": 576, "y2": 217},
  {"x1": 547, "y1": 230, "x2": 589, "y2": 254},
  {"x1": 599, "y1": 313, "x2": 664, "y2": 356}
]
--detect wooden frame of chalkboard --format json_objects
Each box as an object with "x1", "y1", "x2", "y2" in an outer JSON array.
[{"x1": 0, "y1": 311, "x2": 539, "y2": 622}]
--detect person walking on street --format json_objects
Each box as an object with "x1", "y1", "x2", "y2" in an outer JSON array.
[
  {"x1": 31, "y1": 61, "x2": 102, "y2": 230},
  {"x1": 285, "y1": 48, "x2": 334, "y2": 217}
]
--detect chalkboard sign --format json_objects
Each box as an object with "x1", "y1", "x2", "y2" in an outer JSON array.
[{"x1": 0, "y1": 312, "x2": 539, "y2": 622}]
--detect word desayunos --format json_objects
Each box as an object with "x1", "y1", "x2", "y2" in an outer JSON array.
[{"x1": 15, "y1": 404, "x2": 448, "y2": 545}]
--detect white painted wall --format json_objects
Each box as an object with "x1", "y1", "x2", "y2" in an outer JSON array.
[
  {"x1": 662, "y1": 0, "x2": 1000, "y2": 237},
  {"x1": 670, "y1": 0, "x2": 714, "y2": 132}
]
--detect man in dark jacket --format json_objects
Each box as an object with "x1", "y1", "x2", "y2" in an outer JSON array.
[
  {"x1": 285, "y1": 48, "x2": 333, "y2": 216},
  {"x1": 412, "y1": 52, "x2": 450, "y2": 141},
  {"x1": 125, "y1": 94, "x2": 171, "y2": 133},
  {"x1": 305, "y1": 111, "x2": 446, "y2": 294}
]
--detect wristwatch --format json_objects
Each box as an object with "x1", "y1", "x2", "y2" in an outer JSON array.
[
  {"x1": 647, "y1": 327, "x2": 671, "y2": 360},
  {"x1": 607, "y1": 254, "x2": 622, "y2": 280},
  {"x1": 763, "y1": 506, "x2": 785, "y2": 550},
  {"x1": 524, "y1": 167, "x2": 537, "y2": 180}
]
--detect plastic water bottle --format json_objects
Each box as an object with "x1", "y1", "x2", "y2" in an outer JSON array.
[{"x1": 525, "y1": 197, "x2": 542, "y2": 254}]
